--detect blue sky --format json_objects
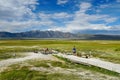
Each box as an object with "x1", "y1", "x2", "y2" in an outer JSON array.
[{"x1": 0, "y1": 0, "x2": 120, "y2": 35}]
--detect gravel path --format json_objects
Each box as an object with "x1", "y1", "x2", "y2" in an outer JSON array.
[
  {"x1": 57, "y1": 53, "x2": 120, "y2": 74},
  {"x1": 0, "y1": 52, "x2": 54, "y2": 68}
]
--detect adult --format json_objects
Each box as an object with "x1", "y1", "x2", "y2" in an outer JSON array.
[{"x1": 72, "y1": 46, "x2": 76, "y2": 55}]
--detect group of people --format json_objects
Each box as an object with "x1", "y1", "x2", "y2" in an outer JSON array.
[
  {"x1": 43, "y1": 46, "x2": 77, "y2": 55},
  {"x1": 44, "y1": 46, "x2": 77, "y2": 55},
  {"x1": 34, "y1": 46, "x2": 89, "y2": 58},
  {"x1": 39, "y1": 46, "x2": 77, "y2": 55}
]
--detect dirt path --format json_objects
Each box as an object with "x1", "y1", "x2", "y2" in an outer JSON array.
[
  {"x1": 0, "y1": 52, "x2": 55, "y2": 72},
  {"x1": 56, "y1": 53, "x2": 120, "y2": 74}
]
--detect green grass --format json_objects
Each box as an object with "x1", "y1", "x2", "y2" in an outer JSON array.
[
  {"x1": 0, "y1": 60, "x2": 84, "y2": 80},
  {"x1": 0, "y1": 40, "x2": 120, "y2": 63},
  {"x1": 0, "y1": 69, "x2": 82, "y2": 80},
  {"x1": 0, "y1": 47, "x2": 41, "y2": 60},
  {"x1": 0, "y1": 40, "x2": 120, "y2": 80},
  {"x1": 1, "y1": 58, "x2": 120, "y2": 80},
  {"x1": 27, "y1": 60, "x2": 51, "y2": 68},
  {"x1": 27, "y1": 59, "x2": 70, "y2": 68}
]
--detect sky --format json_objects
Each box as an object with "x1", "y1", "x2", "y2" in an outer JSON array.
[{"x1": 0, "y1": 0, "x2": 120, "y2": 35}]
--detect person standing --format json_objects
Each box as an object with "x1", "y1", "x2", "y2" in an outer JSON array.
[{"x1": 72, "y1": 46, "x2": 76, "y2": 56}]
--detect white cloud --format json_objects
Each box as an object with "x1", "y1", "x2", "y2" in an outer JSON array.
[
  {"x1": 0, "y1": 20, "x2": 54, "y2": 32},
  {"x1": 0, "y1": 0, "x2": 38, "y2": 21},
  {"x1": 39, "y1": 12, "x2": 73, "y2": 20},
  {"x1": 100, "y1": 4, "x2": 109, "y2": 8},
  {"x1": 0, "y1": 1, "x2": 119, "y2": 33},
  {"x1": 109, "y1": 25, "x2": 120, "y2": 30},
  {"x1": 0, "y1": 0, "x2": 73, "y2": 32},
  {"x1": 51, "y1": 2, "x2": 117, "y2": 32},
  {"x1": 0, "y1": 0, "x2": 42, "y2": 32},
  {"x1": 79, "y1": 2, "x2": 91, "y2": 13},
  {"x1": 53, "y1": 12, "x2": 72, "y2": 19},
  {"x1": 117, "y1": 0, "x2": 120, "y2": 2},
  {"x1": 57, "y1": 0, "x2": 68, "y2": 5}
]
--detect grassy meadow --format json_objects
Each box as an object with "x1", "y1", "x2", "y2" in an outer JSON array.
[
  {"x1": 0, "y1": 39, "x2": 120, "y2": 80},
  {"x1": 0, "y1": 40, "x2": 120, "y2": 63},
  {"x1": 0, "y1": 57, "x2": 120, "y2": 80}
]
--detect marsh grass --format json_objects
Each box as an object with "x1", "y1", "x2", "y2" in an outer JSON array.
[
  {"x1": 0, "y1": 60, "x2": 83, "y2": 80},
  {"x1": 0, "y1": 40, "x2": 120, "y2": 63},
  {"x1": 0, "y1": 40, "x2": 120, "y2": 80},
  {"x1": 1, "y1": 58, "x2": 120, "y2": 80},
  {"x1": 27, "y1": 59, "x2": 69, "y2": 68},
  {"x1": 0, "y1": 47, "x2": 41, "y2": 60},
  {"x1": 0, "y1": 69, "x2": 82, "y2": 80}
]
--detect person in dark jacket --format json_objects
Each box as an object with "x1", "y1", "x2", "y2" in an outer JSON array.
[{"x1": 72, "y1": 46, "x2": 76, "y2": 55}]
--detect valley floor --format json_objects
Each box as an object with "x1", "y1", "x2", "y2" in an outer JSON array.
[{"x1": 0, "y1": 52, "x2": 120, "y2": 80}]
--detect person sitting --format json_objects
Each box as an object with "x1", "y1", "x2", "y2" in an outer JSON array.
[
  {"x1": 85, "y1": 55, "x2": 89, "y2": 58},
  {"x1": 45, "y1": 48, "x2": 49, "y2": 54},
  {"x1": 34, "y1": 50, "x2": 38, "y2": 53}
]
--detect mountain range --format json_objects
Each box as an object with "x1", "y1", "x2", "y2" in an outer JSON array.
[{"x1": 0, "y1": 30, "x2": 120, "y2": 40}]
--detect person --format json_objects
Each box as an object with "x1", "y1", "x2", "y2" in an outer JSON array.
[
  {"x1": 72, "y1": 46, "x2": 76, "y2": 55},
  {"x1": 34, "y1": 50, "x2": 38, "y2": 53},
  {"x1": 85, "y1": 54, "x2": 89, "y2": 58},
  {"x1": 45, "y1": 48, "x2": 49, "y2": 54}
]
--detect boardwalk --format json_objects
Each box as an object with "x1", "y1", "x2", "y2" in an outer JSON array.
[{"x1": 57, "y1": 53, "x2": 120, "y2": 74}]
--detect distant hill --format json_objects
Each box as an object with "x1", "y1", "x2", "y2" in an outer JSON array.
[
  {"x1": 88, "y1": 35, "x2": 120, "y2": 40},
  {"x1": 77, "y1": 34, "x2": 120, "y2": 40},
  {"x1": 0, "y1": 31, "x2": 77, "y2": 39},
  {"x1": 0, "y1": 30, "x2": 120, "y2": 40}
]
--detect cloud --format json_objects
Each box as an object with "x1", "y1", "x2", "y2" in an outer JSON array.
[
  {"x1": 79, "y1": 2, "x2": 91, "y2": 13},
  {"x1": 109, "y1": 25, "x2": 120, "y2": 30},
  {"x1": 0, "y1": 0, "x2": 119, "y2": 34},
  {"x1": 53, "y1": 12, "x2": 72, "y2": 19},
  {"x1": 117, "y1": 0, "x2": 120, "y2": 2},
  {"x1": 38, "y1": 12, "x2": 73, "y2": 22},
  {"x1": 0, "y1": 0, "x2": 72, "y2": 32},
  {"x1": 0, "y1": 20, "x2": 54, "y2": 32},
  {"x1": 100, "y1": 4, "x2": 110, "y2": 8},
  {"x1": 0, "y1": 0, "x2": 42, "y2": 32},
  {"x1": 57, "y1": 0, "x2": 68, "y2": 5},
  {"x1": 50, "y1": 2, "x2": 117, "y2": 32},
  {"x1": 0, "y1": 0, "x2": 38, "y2": 21},
  {"x1": 39, "y1": 12, "x2": 68, "y2": 19}
]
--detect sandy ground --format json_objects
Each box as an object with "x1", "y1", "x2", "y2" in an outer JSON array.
[{"x1": 56, "y1": 53, "x2": 120, "y2": 74}]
